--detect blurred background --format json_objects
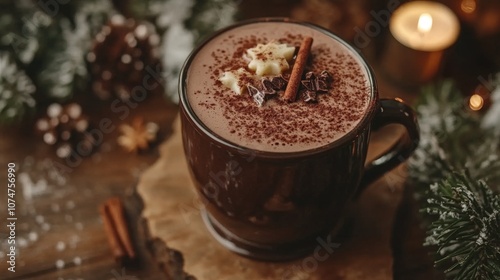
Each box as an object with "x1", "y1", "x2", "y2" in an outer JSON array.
[{"x1": 0, "y1": 0, "x2": 499, "y2": 279}]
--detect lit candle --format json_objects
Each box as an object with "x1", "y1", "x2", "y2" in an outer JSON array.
[
  {"x1": 381, "y1": 1, "x2": 460, "y2": 86},
  {"x1": 391, "y1": 2, "x2": 459, "y2": 51},
  {"x1": 417, "y1": 13, "x2": 433, "y2": 34}
]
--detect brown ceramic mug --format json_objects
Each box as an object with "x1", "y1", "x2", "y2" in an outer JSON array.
[{"x1": 179, "y1": 18, "x2": 419, "y2": 261}]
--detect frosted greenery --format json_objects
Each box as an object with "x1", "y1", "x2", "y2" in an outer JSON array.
[
  {"x1": 0, "y1": 52, "x2": 35, "y2": 123},
  {"x1": 424, "y1": 173, "x2": 500, "y2": 280},
  {"x1": 0, "y1": 0, "x2": 237, "y2": 122},
  {"x1": 128, "y1": 0, "x2": 238, "y2": 103},
  {"x1": 0, "y1": 0, "x2": 113, "y2": 123},
  {"x1": 409, "y1": 79, "x2": 500, "y2": 279}
]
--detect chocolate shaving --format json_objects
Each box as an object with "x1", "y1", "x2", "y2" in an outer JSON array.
[
  {"x1": 246, "y1": 76, "x2": 290, "y2": 107},
  {"x1": 261, "y1": 79, "x2": 277, "y2": 95},
  {"x1": 319, "y1": 70, "x2": 333, "y2": 83},
  {"x1": 301, "y1": 70, "x2": 333, "y2": 103},
  {"x1": 247, "y1": 84, "x2": 266, "y2": 107},
  {"x1": 301, "y1": 73, "x2": 315, "y2": 91},
  {"x1": 264, "y1": 75, "x2": 290, "y2": 94},
  {"x1": 303, "y1": 91, "x2": 317, "y2": 103},
  {"x1": 270, "y1": 75, "x2": 288, "y2": 90}
]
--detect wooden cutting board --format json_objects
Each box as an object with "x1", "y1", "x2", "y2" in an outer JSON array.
[{"x1": 137, "y1": 115, "x2": 405, "y2": 279}]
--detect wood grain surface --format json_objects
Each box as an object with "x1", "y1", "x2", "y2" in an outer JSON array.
[{"x1": 0, "y1": 94, "x2": 177, "y2": 280}]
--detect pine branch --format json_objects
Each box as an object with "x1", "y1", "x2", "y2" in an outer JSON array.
[
  {"x1": 0, "y1": 52, "x2": 36, "y2": 123},
  {"x1": 36, "y1": 0, "x2": 113, "y2": 99},
  {"x1": 481, "y1": 73, "x2": 500, "y2": 135},
  {"x1": 0, "y1": 0, "x2": 53, "y2": 65},
  {"x1": 0, "y1": 0, "x2": 113, "y2": 122},
  {"x1": 128, "y1": 0, "x2": 195, "y2": 32},
  {"x1": 424, "y1": 172, "x2": 500, "y2": 279},
  {"x1": 409, "y1": 80, "x2": 500, "y2": 192},
  {"x1": 410, "y1": 79, "x2": 500, "y2": 279},
  {"x1": 186, "y1": 0, "x2": 239, "y2": 43}
]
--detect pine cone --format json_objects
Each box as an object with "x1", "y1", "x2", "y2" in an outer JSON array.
[
  {"x1": 87, "y1": 14, "x2": 162, "y2": 101},
  {"x1": 35, "y1": 103, "x2": 98, "y2": 158}
]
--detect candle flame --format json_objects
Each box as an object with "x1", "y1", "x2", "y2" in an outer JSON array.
[{"x1": 417, "y1": 13, "x2": 433, "y2": 34}]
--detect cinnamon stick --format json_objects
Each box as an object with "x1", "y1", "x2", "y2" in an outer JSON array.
[
  {"x1": 283, "y1": 36, "x2": 313, "y2": 102},
  {"x1": 100, "y1": 205, "x2": 125, "y2": 261},
  {"x1": 100, "y1": 197, "x2": 136, "y2": 262},
  {"x1": 107, "y1": 197, "x2": 136, "y2": 259}
]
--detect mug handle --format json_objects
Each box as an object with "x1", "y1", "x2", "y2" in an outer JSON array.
[{"x1": 356, "y1": 98, "x2": 420, "y2": 196}]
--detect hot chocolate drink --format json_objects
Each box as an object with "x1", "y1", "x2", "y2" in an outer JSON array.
[
  {"x1": 179, "y1": 18, "x2": 419, "y2": 260},
  {"x1": 185, "y1": 21, "x2": 371, "y2": 152}
]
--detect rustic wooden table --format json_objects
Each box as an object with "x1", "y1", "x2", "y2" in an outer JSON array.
[{"x1": 0, "y1": 94, "x2": 178, "y2": 280}]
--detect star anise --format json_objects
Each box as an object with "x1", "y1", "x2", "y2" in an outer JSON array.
[
  {"x1": 301, "y1": 70, "x2": 332, "y2": 103},
  {"x1": 117, "y1": 117, "x2": 159, "y2": 153}
]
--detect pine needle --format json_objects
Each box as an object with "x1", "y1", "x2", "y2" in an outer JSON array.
[{"x1": 410, "y1": 79, "x2": 500, "y2": 279}]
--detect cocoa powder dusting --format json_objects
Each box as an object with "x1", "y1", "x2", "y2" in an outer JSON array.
[{"x1": 189, "y1": 23, "x2": 370, "y2": 152}]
